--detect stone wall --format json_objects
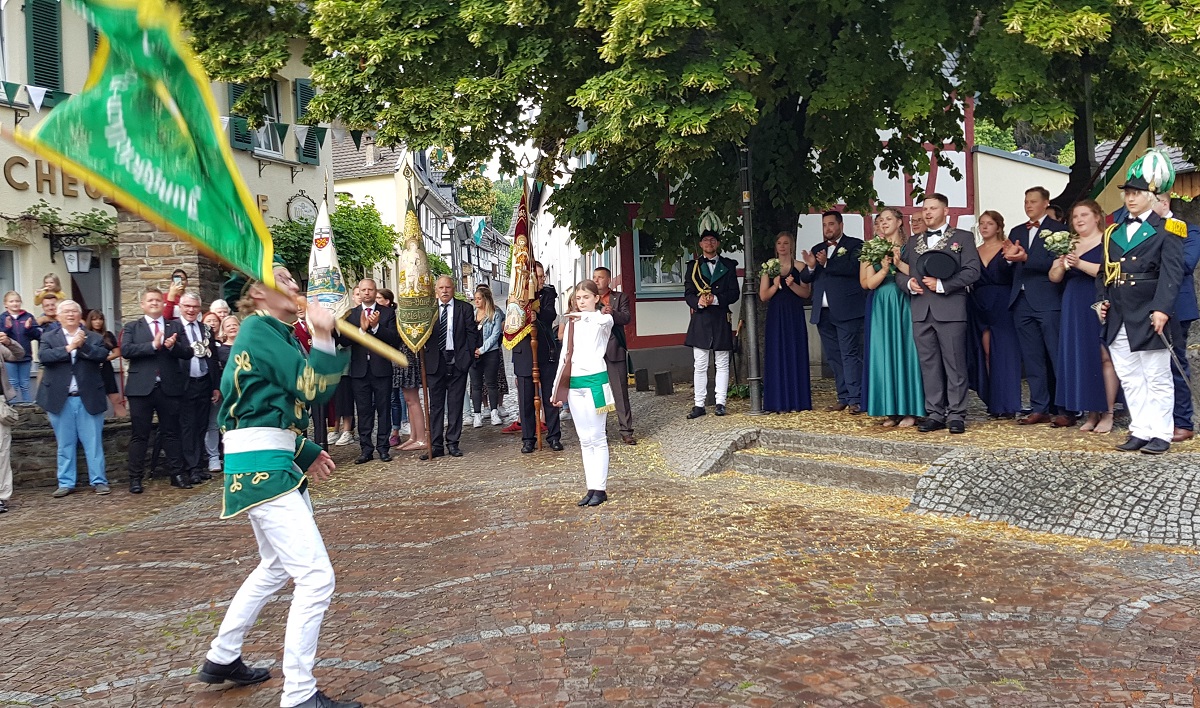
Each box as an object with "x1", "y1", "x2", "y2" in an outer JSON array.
[
  {"x1": 116, "y1": 209, "x2": 223, "y2": 320},
  {"x1": 11, "y1": 406, "x2": 133, "y2": 489}
]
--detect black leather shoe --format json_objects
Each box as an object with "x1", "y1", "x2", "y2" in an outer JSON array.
[
  {"x1": 1116, "y1": 436, "x2": 1148, "y2": 452},
  {"x1": 686, "y1": 406, "x2": 706, "y2": 419},
  {"x1": 291, "y1": 690, "x2": 364, "y2": 708},
  {"x1": 448, "y1": 446, "x2": 463, "y2": 457},
  {"x1": 197, "y1": 656, "x2": 272, "y2": 686},
  {"x1": 129, "y1": 479, "x2": 144, "y2": 494},
  {"x1": 190, "y1": 473, "x2": 204, "y2": 485},
  {"x1": 419, "y1": 449, "x2": 444, "y2": 460},
  {"x1": 379, "y1": 452, "x2": 392, "y2": 462},
  {"x1": 355, "y1": 453, "x2": 373, "y2": 464},
  {"x1": 549, "y1": 439, "x2": 564, "y2": 451},
  {"x1": 948, "y1": 420, "x2": 966, "y2": 434},
  {"x1": 578, "y1": 490, "x2": 595, "y2": 507},
  {"x1": 521, "y1": 442, "x2": 535, "y2": 454},
  {"x1": 170, "y1": 474, "x2": 193, "y2": 489},
  {"x1": 848, "y1": 404, "x2": 863, "y2": 415},
  {"x1": 917, "y1": 419, "x2": 946, "y2": 433},
  {"x1": 196, "y1": 471, "x2": 213, "y2": 481},
  {"x1": 587, "y1": 490, "x2": 608, "y2": 507},
  {"x1": 714, "y1": 404, "x2": 726, "y2": 416},
  {"x1": 1140, "y1": 437, "x2": 1170, "y2": 455}
]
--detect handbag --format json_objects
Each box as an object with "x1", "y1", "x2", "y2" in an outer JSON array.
[
  {"x1": 552, "y1": 319, "x2": 575, "y2": 405},
  {"x1": 0, "y1": 395, "x2": 18, "y2": 426}
]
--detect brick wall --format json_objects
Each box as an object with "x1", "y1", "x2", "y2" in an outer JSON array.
[
  {"x1": 11, "y1": 406, "x2": 133, "y2": 488},
  {"x1": 116, "y1": 209, "x2": 223, "y2": 320}
]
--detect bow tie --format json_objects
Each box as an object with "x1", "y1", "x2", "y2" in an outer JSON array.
[
  {"x1": 1125, "y1": 215, "x2": 1144, "y2": 225},
  {"x1": 926, "y1": 229, "x2": 942, "y2": 238},
  {"x1": 1025, "y1": 221, "x2": 1039, "y2": 229},
  {"x1": 706, "y1": 258, "x2": 718, "y2": 265}
]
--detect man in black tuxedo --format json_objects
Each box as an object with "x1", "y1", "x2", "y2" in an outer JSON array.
[
  {"x1": 512, "y1": 262, "x2": 562, "y2": 452},
  {"x1": 121, "y1": 288, "x2": 193, "y2": 493},
  {"x1": 1004, "y1": 186, "x2": 1070, "y2": 426},
  {"x1": 684, "y1": 231, "x2": 741, "y2": 419},
  {"x1": 38, "y1": 299, "x2": 112, "y2": 497},
  {"x1": 175, "y1": 292, "x2": 220, "y2": 484},
  {"x1": 344, "y1": 278, "x2": 401, "y2": 464},
  {"x1": 800, "y1": 210, "x2": 866, "y2": 413},
  {"x1": 421, "y1": 276, "x2": 480, "y2": 459}
]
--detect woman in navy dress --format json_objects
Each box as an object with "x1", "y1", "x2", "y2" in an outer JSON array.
[
  {"x1": 760, "y1": 231, "x2": 812, "y2": 412},
  {"x1": 968, "y1": 210, "x2": 1022, "y2": 416},
  {"x1": 1050, "y1": 199, "x2": 1118, "y2": 433}
]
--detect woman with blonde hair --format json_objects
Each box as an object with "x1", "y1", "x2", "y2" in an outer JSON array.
[
  {"x1": 759, "y1": 231, "x2": 812, "y2": 412},
  {"x1": 968, "y1": 209, "x2": 1022, "y2": 417},
  {"x1": 552, "y1": 279, "x2": 614, "y2": 507},
  {"x1": 471, "y1": 285, "x2": 505, "y2": 427}
]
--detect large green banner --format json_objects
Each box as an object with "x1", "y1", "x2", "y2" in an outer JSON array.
[{"x1": 12, "y1": 0, "x2": 275, "y2": 287}]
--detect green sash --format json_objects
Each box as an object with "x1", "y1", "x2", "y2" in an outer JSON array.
[{"x1": 569, "y1": 371, "x2": 615, "y2": 413}]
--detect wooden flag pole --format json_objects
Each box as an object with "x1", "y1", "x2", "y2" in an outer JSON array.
[
  {"x1": 530, "y1": 323, "x2": 544, "y2": 451},
  {"x1": 333, "y1": 318, "x2": 408, "y2": 367},
  {"x1": 419, "y1": 350, "x2": 434, "y2": 460}
]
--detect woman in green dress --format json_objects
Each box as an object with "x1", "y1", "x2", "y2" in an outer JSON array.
[{"x1": 859, "y1": 208, "x2": 924, "y2": 426}]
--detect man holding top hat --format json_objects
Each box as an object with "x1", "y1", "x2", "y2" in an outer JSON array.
[
  {"x1": 896, "y1": 193, "x2": 981, "y2": 434},
  {"x1": 684, "y1": 224, "x2": 740, "y2": 419},
  {"x1": 1097, "y1": 149, "x2": 1185, "y2": 455}
]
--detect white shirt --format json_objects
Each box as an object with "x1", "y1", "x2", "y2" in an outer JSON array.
[
  {"x1": 61, "y1": 326, "x2": 80, "y2": 393},
  {"x1": 701, "y1": 256, "x2": 721, "y2": 306},
  {"x1": 439, "y1": 301, "x2": 455, "y2": 351},
  {"x1": 1026, "y1": 214, "x2": 1046, "y2": 241},
  {"x1": 910, "y1": 222, "x2": 949, "y2": 295},
  {"x1": 143, "y1": 315, "x2": 164, "y2": 341},
  {"x1": 1126, "y1": 209, "x2": 1153, "y2": 239},
  {"x1": 183, "y1": 318, "x2": 207, "y2": 379},
  {"x1": 359, "y1": 305, "x2": 380, "y2": 334}
]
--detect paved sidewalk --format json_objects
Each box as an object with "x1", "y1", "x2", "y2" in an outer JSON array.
[{"x1": 2, "y1": 387, "x2": 1200, "y2": 706}]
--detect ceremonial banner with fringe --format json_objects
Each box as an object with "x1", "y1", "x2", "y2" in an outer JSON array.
[
  {"x1": 9, "y1": 0, "x2": 277, "y2": 288},
  {"x1": 502, "y1": 184, "x2": 538, "y2": 349},
  {"x1": 395, "y1": 184, "x2": 437, "y2": 351},
  {"x1": 306, "y1": 200, "x2": 350, "y2": 318}
]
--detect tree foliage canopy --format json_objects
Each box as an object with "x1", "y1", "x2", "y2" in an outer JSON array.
[{"x1": 269, "y1": 193, "x2": 399, "y2": 282}]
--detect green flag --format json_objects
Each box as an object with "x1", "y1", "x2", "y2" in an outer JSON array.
[{"x1": 11, "y1": 0, "x2": 276, "y2": 288}]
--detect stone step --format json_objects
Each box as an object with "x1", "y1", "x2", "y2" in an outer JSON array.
[
  {"x1": 756, "y1": 428, "x2": 951, "y2": 465},
  {"x1": 730, "y1": 448, "x2": 924, "y2": 497}
]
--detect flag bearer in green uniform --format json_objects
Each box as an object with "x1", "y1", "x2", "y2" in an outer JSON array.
[{"x1": 198, "y1": 264, "x2": 362, "y2": 708}]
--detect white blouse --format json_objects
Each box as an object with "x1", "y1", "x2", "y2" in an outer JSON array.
[{"x1": 555, "y1": 310, "x2": 613, "y2": 381}]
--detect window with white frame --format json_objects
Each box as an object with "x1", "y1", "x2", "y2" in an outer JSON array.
[
  {"x1": 0, "y1": 249, "x2": 17, "y2": 295},
  {"x1": 253, "y1": 82, "x2": 284, "y2": 157},
  {"x1": 634, "y1": 228, "x2": 686, "y2": 292}
]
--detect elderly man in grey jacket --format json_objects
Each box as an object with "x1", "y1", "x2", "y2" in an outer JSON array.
[{"x1": 0, "y1": 330, "x2": 25, "y2": 513}]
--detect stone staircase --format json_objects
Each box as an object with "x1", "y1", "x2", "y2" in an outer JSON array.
[{"x1": 729, "y1": 429, "x2": 951, "y2": 497}]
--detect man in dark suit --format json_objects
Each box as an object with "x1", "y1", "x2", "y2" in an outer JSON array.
[
  {"x1": 897, "y1": 193, "x2": 981, "y2": 434},
  {"x1": 1151, "y1": 195, "x2": 1200, "y2": 442},
  {"x1": 684, "y1": 231, "x2": 741, "y2": 419},
  {"x1": 511, "y1": 262, "x2": 562, "y2": 452},
  {"x1": 175, "y1": 292, "x2": 220, "y2": 484},
  {"x1": 38, "y1": 299, "x2": 112, "y2": 498},
  {"x1": 121, "y1": 288, "x2": 193, "y2": 493},
  {"x1": 422, "y1": 275, "x2": 480, "y2": 459},
  {"x1": 343, "y1": 278, "x2": 401, "y2": 464},
  {"x1": 800, "y1": 210, "x2": 866, "y2": 413},
  {"x1": 594, "y1": 266, "x2": 635, "y2": 444},
  {"x1": 1003, "y1": 186, "x2": 1069, "y2": 425}
]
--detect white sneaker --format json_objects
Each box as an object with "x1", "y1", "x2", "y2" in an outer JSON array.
[
  {"x1": 473, "y1": 413, "x2": 483, "y2": 428},
  {"x1": 334, "y1": 431, "x2": 354, "y2": 446},
  {"x1": 400, "y1": 422, "x2": 411, "y2": 435},
  {"x1": 561, "y1": 409, "x2": 572, "y2": 421},
  {"x1": 495, "y1": 405, "x2": 507, "y2": 417},
  {"x1": 490, "y1": 409, "x2": 502, "y2": 425}
]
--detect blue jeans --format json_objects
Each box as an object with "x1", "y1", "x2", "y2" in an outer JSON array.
[
  {"x1": 391, "y1": 388, "x2": 406, "y2": 429},
  {"x1": 5, "y1": 361, "x2": 31, "y2": 403},
  {"x1": 47, "y1": 396, "x2": 107, "y2": 488}
]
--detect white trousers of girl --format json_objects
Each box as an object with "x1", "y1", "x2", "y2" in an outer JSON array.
[
  {"x1": 207, "y1": 490, "x2": 335, "y2": 708},
  {"x1": 568, "y1": 388, "x2": 609, "y2": 490},
  {"x1": 1109, "y1": 325, "x2": 1174, "y2": 442}
]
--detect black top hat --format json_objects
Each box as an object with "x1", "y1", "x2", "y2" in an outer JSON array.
[{"x1": 916, "y1": 250, "x2": 958, "y2": 280}]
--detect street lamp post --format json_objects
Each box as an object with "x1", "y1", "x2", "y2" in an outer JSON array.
[{"x1": 739, "y1": 146, "x2": 764, "y2": 416}]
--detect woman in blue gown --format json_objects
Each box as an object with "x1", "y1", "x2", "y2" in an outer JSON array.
[
  {"x1": 1050, "y1": 199, "x2": 1118, "y2": 433},
  {"x1": 968, "y1": 210, "x2": 1022, "y2": 416},
  {"x1": 860, "y1": 208, "x2": 923, "y2": 426},
  {"x1": 760, "y1": 231, "x2": 812, "y2": 412}
]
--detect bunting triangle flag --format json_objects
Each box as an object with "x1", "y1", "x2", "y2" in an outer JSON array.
[
  {"x1": 350, "y1": 129, "x2": 363, "y2": 150},
  {"x1": 1, "y1": 82, "x2": 20, "y2": 105},
  {"x1": 306, "y1": 200, "x2": 350, "y2": 319},
  {"x1": 219, "y1": 116, "x2": 229, "y2": 132},
  {"x1": 24, "y1": 86, "x2": 47, "y2": 113},
  {"x1": 395, "y1": 189, "x2": 437, "y2": 351},
  {"x1": 331, "y1": 125, "x2": 348, "y2": 144},
  {"x1": 312, "y1": 126, "x2": 328, "y2": 147},
  {"x1": 272, "y1": 122, "x2": 289, "y2": 144},
  {"x1": 294, "y1": 124, "x2": 310, "y2": 147},
  {"x1": 502, "y1": 183, "x2": 538, "y2": 350}
]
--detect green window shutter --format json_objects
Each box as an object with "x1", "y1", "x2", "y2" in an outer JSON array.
[
  {"x1": 25, "y1": 0, "x2": 63, "y2": 93},
  {"x1": 88, "y1": 24, "x2": 100, "y2": 54},
  {"x1": 227, "y1": 83, "x2": 254, "y2": 151},
  {"x1": 294, "y1": 78, "x2": 319, "y2": 165}
]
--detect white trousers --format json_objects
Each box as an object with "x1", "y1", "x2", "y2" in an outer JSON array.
[
  {"x1": 1109, "y1": 325, "x2": 1174, "y2": 442},
  {"x1": 568, "y1": 388, "x2": 609, "y2": 490},
  {"x1": 208, "y1": 490, "x2": 335, "y2": 708},
  {"x1": 0, "y1": 422, "x2": 11, "y2": 501},
  {"x1": 693, "y1": 349, "x2": 731, "y2": 407}
]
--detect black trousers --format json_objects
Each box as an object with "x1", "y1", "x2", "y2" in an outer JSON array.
[
  {"x1": 429, "y1": 361, "x2": 469, "y2": 451},
  {"x1": 1013, "y1": 293, "x2": 1061, "y2": 414},
  {"x1": 517, "y1": 372, "x2": 561, "y2": 444},
  {"x1": 179, "y1": 377, "x2": 212, "y2": 475},
  {"x1": 1171, "y1": 319, "x2": 1195, "y2": 430},
  {"x1": 128, "y1": 385, "x2": 183, "y2": 482},
  {"x1": 352, "y1": 374, "x2": 392, "y2": 454},
  {"x1": 470, "y1": 348, "x2": 502, "y2": 413}
]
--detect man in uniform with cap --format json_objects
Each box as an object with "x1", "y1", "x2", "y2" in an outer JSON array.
[
  {"x1": 1098, "y1": 149, "x2": 1185, "y2": 455},
  {"x1": 684, "y1": 229, "x2": 740, "y2": 418}
]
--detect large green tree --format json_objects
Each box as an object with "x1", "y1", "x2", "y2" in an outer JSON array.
[{"x1": 269, "y1": 193, "x2": 399, "y2": 282}]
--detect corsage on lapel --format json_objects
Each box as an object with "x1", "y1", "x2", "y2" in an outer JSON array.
[
  {"x1": 950, "y1": 242, "x2": 962, "y2": 253},
  {"x1": 835, "y1": 247, "x2": 847, "y2": 257}
]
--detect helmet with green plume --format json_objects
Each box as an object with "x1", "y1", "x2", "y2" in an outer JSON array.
[
  {"x1": 697, "y1": 208, "x2": 724, "y2": 241},
  {"x1": 1119, "y1": 148, "x2": 1176, "y2": 195}
]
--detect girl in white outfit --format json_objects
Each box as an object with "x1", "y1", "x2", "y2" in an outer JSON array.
[{"x1": 552, "y1": 280, "x2": 614, "y2": 506}]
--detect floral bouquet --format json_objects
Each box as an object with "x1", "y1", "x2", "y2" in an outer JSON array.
[
  {"x1": 1039, "y1": 229, "x2": 1075, "y2": 256},
  {"x1": 760, "y1": 258, "x2": 781, "y2": 278},
  {"x1": 859, "y1": 236, "x2": 896, "y2": 265}
]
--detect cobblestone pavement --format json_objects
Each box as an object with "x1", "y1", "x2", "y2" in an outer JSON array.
[{"x1": 4, "y1": 386, "x2": 1200, "y2": 706}]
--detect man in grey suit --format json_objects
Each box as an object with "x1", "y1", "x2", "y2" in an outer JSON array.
[{"x1": 896, "y1": 193, "x2": 981, "y2": 434}]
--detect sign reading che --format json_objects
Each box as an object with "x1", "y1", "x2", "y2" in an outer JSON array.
[{"x1": 4, "y1": 155, "x2": 105, "y2": 199}]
